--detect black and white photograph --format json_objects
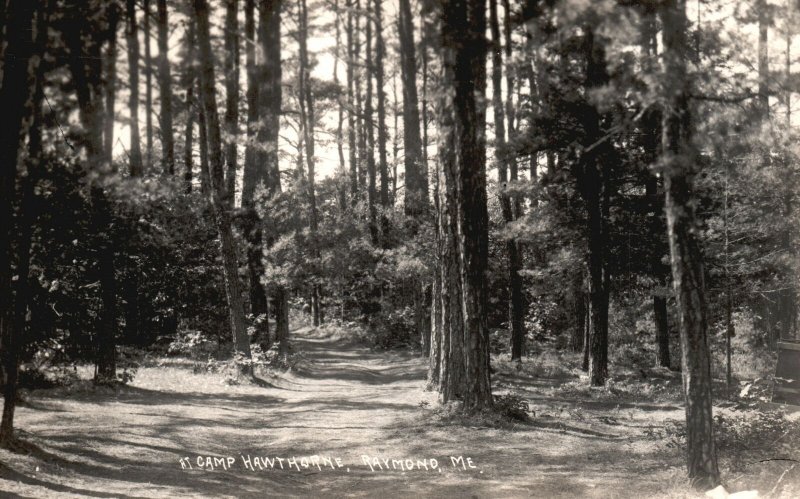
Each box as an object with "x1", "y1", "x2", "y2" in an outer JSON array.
[{"x1": 0, "y1": 0, "x2": 798, "y2": 497}]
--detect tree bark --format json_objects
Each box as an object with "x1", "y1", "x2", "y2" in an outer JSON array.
[
  {"x1": 194, "y1": 0, "x2": 252, "y2": 365},
  {"x1": 439, "y1": 0, "x2": 492, "y2": 411},
  {"x1": 660, "y1": 0, "x2": 720, "y2": 489},
  {"x1": 157, "y1": 0, "x2": 175, "y2": 175}
]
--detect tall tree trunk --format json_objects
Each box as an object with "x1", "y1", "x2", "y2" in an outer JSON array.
[
  {"x1": 438, "y1": 0, "x2": 492, "y2": 411},
  {"x1": 257, "y1": 0, "x2": 288, "y2": 355},
  {"x1": 224, "y1": 0, "x2": 239, "y2": 207},
  {"x1": 144, "y1": 0, "x2": 154, "y2": 170},
  {"x1": 577, "y1": 27, "x2": 611, "y2": 387},
  {"x1": 194, "y1": 0, "x2": 252, "y2": 365},
  {"x1": 241, "y1": 0, "x2": 269, "y2": 346},
  {"x1": 0, "y1": 0, "x2": 41, "y2": 446},
  {"x1": 660, "y1": 0, "x2": 720, "y2": 489},
  {"x1": 399, "y1": 0, "x2": 425, "y2": 216},
  {"x1": 157, "y1": 0, "x2": 175, "y2": 175},
  {"x1": 126, "y1": 0, "x2": 144, "y2": 176}
]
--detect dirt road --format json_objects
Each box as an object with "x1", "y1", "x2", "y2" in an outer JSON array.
[{"x1": 0, "y1": 327, "x2": 766, "y2": 498}]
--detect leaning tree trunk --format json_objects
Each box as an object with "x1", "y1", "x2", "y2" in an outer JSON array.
[
  {"x1": 660, "y1": 0, "x2": 720, "y2": 489},
  {"x1": 157, "y1": 0, "x2": 175, "y2": 175},
  {"x1": 194, "y1": 0, "x2": 252, "y2": 365}
]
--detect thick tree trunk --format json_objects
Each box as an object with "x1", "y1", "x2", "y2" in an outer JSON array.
[
  {"x1": 241, "y1": 0, "x2": 269, "y2": 346},
  {"x1": 224, "y1": 0, "x2": 239, "y2": 207},
  {"x1": 257, "y1": 0, "x2": 288, "y2": 352},
  {"x1": 0, "y1": 0, "x2": 40, "y2": 445},
  {"x1": 660, "y1": 0, "x2": 720, "y2": 489},
  {"x1": 194, "y1": 0, "x2": 252, "y2": 365},
  {"x1": 157, "y1": 0, "x2": 175, "y2": 175},
  {"x1": 399, "y1": 0, "x2": 426, "y2": 215},
  {"x1": 126, "y1": 0, "x2": 144, "y2": 176}
]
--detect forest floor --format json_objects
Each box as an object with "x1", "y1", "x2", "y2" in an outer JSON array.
[{"x1": 0, "y1": 326, "x2": 798, "y2": 498}]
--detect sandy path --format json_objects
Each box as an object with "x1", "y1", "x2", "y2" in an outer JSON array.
[{"x1": 0, "y1": 327, "x2": 713, "y2": 498}]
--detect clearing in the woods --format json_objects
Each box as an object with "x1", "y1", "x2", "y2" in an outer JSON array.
[{"x1": 0, "y1": 327, "x2": 797, "y2": 498}]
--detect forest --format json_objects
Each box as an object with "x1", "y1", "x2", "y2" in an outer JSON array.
[{"x1": 0, "y1": 0, "x2": 799, "y2": 497}]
